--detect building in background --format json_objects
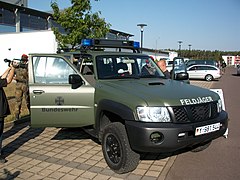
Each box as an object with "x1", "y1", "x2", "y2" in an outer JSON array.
[
  {"x1": 0, "y1": 0, "x2": 176, "y2": 68},
  {"x1": 222, "y1": 55, "x2": 240, "y2": 67},
  {"x1": 1, "y1": 0, "x2": 28, "y2": 7},
  {"x1": 0, "y1": 1, "x2": 133, "y2": 39}
]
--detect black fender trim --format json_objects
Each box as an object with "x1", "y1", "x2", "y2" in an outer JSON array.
[{"x1": 95, "y1": 99, "x2": 136, "y2": 132}]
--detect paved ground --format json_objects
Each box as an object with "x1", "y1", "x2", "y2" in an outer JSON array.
[{"x1": 0, "y1": 80, "x2": 213, "y2": 180}]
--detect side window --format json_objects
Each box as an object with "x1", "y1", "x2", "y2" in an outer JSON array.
[
  {"x1": 198, "y1": 66, "x2": 205, "y2": 70},
  {"x1": 208, "y1": 67, "x2": 216, "y2": 70},
  {"x1": 189, "y1": 66, "x2": 196, "y2": 71},
  {"x1": 33, "y1": 56, "x2": 76, "y2": 84},
  {"x1": 140, "y1": 59, "x2": 156, "y2": 75},
  {"x1": 80, "y1": 59, "x2": 95, "y2": 85},
  {"x1": 80, "y1": 58, "x2": 94, "y2": 75},
  {"x1": 97, "y1": 57, "x2": 114, "y2": 79}
]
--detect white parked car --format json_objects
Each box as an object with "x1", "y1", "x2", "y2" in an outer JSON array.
[
  {"x1": 187, "y1": 64, "x2": 221, "y2": 81},
  {"x1": 166, "y1": 60, "x2": 173, "y2": 72}
]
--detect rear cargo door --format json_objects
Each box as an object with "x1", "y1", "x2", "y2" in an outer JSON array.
[{"x1": 28, "y1": 55, "x2": 94, "y2": 127}]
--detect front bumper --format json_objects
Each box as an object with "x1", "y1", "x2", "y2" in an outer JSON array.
[{"x1": 125, "y1": 111, "x2": 228, "y2": 153}]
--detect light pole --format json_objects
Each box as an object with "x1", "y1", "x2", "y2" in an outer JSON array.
[
  {"x1": 137, "y1": 24, "x2": 147, "y2": 50},
  {"x1": 188, "y1": 44, "x2": 192, "y2": 59},
  {"x1": 188, "y1": 44, "x2": 192, "y2": 51},
  {"x1": 178, "y1": 41, "x2": 183, "y2": 57}
]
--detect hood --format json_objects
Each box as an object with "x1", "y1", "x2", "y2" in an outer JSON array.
[{"x1": 97, "y1": 78, "x2": 219, "y2": 107}]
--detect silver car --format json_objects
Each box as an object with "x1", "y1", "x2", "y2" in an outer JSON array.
[{"x1": 187, "y1": 64, "x2": 221, "y2": 81}]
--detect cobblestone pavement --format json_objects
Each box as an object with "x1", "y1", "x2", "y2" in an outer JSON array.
[{"x1": 0, "y1": 80, "x2": 213, "y2": 180}]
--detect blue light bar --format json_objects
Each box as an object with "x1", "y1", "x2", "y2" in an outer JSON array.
[
  {"x1": 81, "y1": 39, "x2": 93, "y2": 46},
  {"x1": 133, "y1": 41, "x2": 140, "y2": 48},
  {"x1": 80, "y1": 39, "x2": 140, "y2": 51}
]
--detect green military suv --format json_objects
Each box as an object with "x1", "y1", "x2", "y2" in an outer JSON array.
[{"x1": 29, "y1": 39, "x2": 228, "y2": 174}]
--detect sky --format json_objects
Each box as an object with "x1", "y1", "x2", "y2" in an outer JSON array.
[{"x1": 28, "y1": 0, "x2": 240, "y2": 51}]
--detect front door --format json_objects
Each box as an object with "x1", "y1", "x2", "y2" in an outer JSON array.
[{"x1": 29, "y1": 55, "x2": 95, "y2": 127}]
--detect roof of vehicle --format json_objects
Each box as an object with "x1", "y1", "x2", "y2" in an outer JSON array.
[
  {"x1": 30, "y1": 51, "x2": 150, "y2": 58},
  {"x1": 186, "y1": 59, "x2": 218, "y2": 62},
  {"x1": 186, "y1": 59, "x2": 219, "y2": 66},
  {"x1": 188, "y1": 64, "x2": 217, "y2": 66}
]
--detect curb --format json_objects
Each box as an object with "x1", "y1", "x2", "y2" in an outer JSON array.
[{"x1": 158, "y1": 155, "x2": 177, "y2": 180}]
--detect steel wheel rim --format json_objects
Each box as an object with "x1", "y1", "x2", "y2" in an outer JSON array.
[
  {"x1": 105, "y1": 134, "x2": 121, "y2": 164},
  {"x1": 206, "y1": 75, "x2": 212, "y2": 81}
]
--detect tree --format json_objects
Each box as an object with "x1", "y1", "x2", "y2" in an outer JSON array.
[{"x1": 51, "y1": 0, "x2": 111, "y2": 49}]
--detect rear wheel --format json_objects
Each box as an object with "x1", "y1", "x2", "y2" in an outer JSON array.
[
  {"x1": 205, "y1": 74, "x2": 213, "y2": 81},
  {"x1": 102, "y1": 122, "x2": 140, "y2": 174}
]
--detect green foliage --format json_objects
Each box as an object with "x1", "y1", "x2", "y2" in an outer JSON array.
[{"x1": 51, "y1": 0, "x2": 111, "y2": 49}]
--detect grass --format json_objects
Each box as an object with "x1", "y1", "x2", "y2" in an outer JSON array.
[{"x1": 3, "y1": 82, "x2": 30, "y2": 123}]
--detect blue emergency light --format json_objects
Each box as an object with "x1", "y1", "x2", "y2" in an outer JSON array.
[
  {"x1": 133, "y1": 41, "x2": 140, "y2": 49},
  {"x1": 81, "y1": 39, "x2": 93, "y2": 46}
]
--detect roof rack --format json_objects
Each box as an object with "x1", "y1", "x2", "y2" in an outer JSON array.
[{"x1": 76, "y1": 39, "x2": 141, "y2": 53}]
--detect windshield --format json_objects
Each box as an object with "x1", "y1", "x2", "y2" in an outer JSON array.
[{"x1": 96, "y1": 55, "x2": 165, "y2": 79}]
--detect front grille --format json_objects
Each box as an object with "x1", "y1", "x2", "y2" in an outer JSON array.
[
  {"x1": 171, "y1": 102, "x2": 219, "y2": 123},
  {"x1": 190, "y1": 104, "x2": 210, "y2": 121}
]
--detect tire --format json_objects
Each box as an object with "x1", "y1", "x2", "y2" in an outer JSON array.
[
  {"x1": 191, "y1": 141, "x2": 212, "y2": 152},
  {"x1": 102, "y1": 122, "x2": 140, "y2": 174},
  {"x1": 205, "y1": 74, "x2": 213, "y2": 81}
]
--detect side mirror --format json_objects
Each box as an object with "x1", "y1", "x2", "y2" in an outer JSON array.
[
  {"x1": 175, "y1": 72, "x2": 189, "y2": 81},
  {"x1": 69, "y1": 74, "x2": 84, "y2": 89}
]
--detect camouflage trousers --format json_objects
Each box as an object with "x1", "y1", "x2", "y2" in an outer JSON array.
[{"x1": 14, "y1": 82, "x2": 30, "y2": 119}]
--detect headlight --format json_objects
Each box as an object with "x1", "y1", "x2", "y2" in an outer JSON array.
[
  {"x1": 136, "y1": 107, "x2": 171, "y2": 122},
  {"x1": 217, "y1": 99, "x2": 223, "y2": 113}
]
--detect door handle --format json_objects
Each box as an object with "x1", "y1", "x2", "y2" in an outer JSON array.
[{"x1": 33, "y1": 90, "x2": 45, "y2": 95}]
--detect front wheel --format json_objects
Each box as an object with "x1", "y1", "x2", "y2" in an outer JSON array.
[
  {"x1": 205, "y1": 74, "x2": 213, "y2": 81},
  {"x1": 102, "y1": 122, "x2": 140, "y2": 174}
]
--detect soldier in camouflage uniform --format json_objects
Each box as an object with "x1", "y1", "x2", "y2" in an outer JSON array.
[{"x1": 14, "y1": 54, "x2": 30, "y2": 120}]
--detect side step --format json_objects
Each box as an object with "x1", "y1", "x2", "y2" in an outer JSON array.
[{"x1": 82, "y1": 125, "x2": 98, "y2": 139}]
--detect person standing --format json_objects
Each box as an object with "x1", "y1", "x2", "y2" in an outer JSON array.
[
  {"x1": 221, "y1": 61, "x2": 227, "y2": 73},
  {"x1": 157, "y1": 59, "x2": 171, "y2": 79},
  {"x1": 14, "y1": 54, "x2": 30, "y2": 120},
  {"x1": 0, "y1": 65, "x2": 15, "y2": 163}
]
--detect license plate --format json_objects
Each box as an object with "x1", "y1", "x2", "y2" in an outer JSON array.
[{"x1": 195, "y1": 123, "x2": 221, "y2": 136}]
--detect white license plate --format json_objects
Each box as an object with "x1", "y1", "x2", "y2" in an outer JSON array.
[{"x1": 195, "y1": 123, "x2": 221, "y2": 136}]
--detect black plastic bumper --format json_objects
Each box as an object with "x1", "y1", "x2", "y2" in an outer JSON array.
[{"x1": 125, "y1": 111, "x2": 228, "y2": 153}]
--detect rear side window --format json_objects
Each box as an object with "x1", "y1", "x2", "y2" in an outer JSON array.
[
  {"x1": 198, "y1": 66, "x2": 207, "y2": 70},
  {"x1": 206, "y1": 66, "x2": 217, "y2": 70},
  {"x1": 189, "y1": 66, "x2": 217, "y2": 71}
]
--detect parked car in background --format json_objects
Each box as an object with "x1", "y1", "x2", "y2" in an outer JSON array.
[
  {"x1": 187, "y1": 64, "x2": 221, "y2": 81},
  {"x1": 237, "y1": 64, "x2": 240, "y2": 75},
  {"x1": 166, "y1": 60, "x2": 174, "y2": 72},
  {"x1": 186, "y1": 59, "x2": 219, "y2": 68}
]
